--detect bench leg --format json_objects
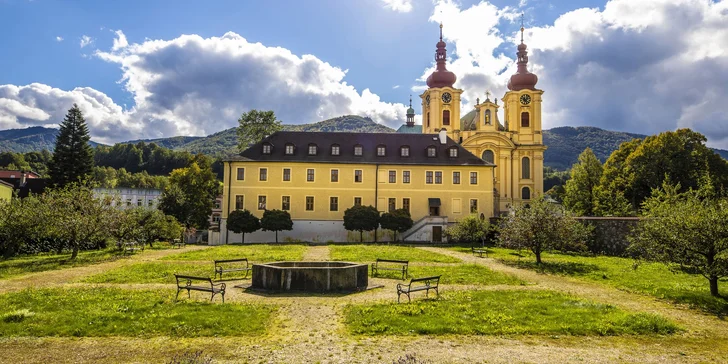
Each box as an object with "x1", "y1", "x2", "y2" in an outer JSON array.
[
  {"x1": 188, "y1": 289, "x2": 191, "y2": 299},
  {"x1": 175, "y1": 288, "x2": 181, "y2": 302}
]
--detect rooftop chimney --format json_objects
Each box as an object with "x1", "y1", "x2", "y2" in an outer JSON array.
[{"x1": 438, "y1": 128, "x2": 447, "y2": 145}]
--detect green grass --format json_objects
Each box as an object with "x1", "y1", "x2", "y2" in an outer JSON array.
[
  {"x1": 161, "y1": 244, "x2": 307, "y2": 262},
  {"x1": 82, "y1": 262, "x2": 224, "y2": 284},
  {"x1": 452, "y1": 247, "x2": 728, "y2": 316},
  {"x1": 331, "y1": 245, "x2": 461, "y2": 263},
  {"x1": 372, "y1": 264, "x2": 525, "y2": 285},
  {"x1": 0, "y1": 287, "x2": 274, "y2": 337},
  {"x1": 0, "y1": 249, "x2": 128, "y2": 279},
  {"x1": 344, "y1": 290, "x2": 680, "y2": 336}
]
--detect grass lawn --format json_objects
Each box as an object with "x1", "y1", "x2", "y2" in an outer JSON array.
[
  {"x1": 82, "y1": 262, "x2": 224, "y2": 284},
  {"x1": 452, "y1": 247, "x2": 728, "y2": 315},
  {"x1": 0, "y1": 287, "x2": 274, "y2": 337},
  {"x1": 331, "y1": 245, "x2": 461, "y2": 263},
  {"x1": 161, "y1": 244, "x2": 307, "y2": 262},
  {"x1": 0, "y1": 249, "x2": 128, "y2": 279},
  {"x1": 344, "y1": 290, "x2": 680, "y2": 336},
  {"x1": 372, "y1": 264, "x2": 525, "y2": 285}
]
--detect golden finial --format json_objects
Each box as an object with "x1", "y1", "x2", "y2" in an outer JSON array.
[{"x1": 439, "y1": 22, "x2": 443, "y2": 40}]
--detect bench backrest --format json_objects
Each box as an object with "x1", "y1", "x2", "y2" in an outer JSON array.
[
  {"x1": 409, "y1": 275, "x2": 441, "y2": 284},
  {"x1": 175, "y1": 274, "x2": 213, "y2": 285},
  {"x1": 214, "y1": 258, "x2": 249, "y2": 265},
  {"x1": 375, "y1": 259, "x2": 409, "y2": 265}
]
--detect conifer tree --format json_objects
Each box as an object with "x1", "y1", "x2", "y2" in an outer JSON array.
[{"x1": 49, "y1": 104, "x2": 94, "y2": 187}]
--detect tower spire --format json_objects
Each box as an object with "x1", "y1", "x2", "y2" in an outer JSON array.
[
  {"x1": 440, "y1": 22, "x2": 443, "y2": 41},
  {"x1": 520, "y1": 13, "x2": 524, "y2": 44},
  {"x1": 406, "y1": 94, "x2": 415, "y2": 126},
  {"x1": 427, "y1": 22, "x2": 456, "y2": 88}
]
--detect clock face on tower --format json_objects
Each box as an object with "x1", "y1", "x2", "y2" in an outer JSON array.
[
  {"x1": 442, "y1": 92, "x2": 452, "y2": 103},
  {"x1": 425, "y1": 94, "x2": 430, "y2": 106},
  {"x1": 520, "y1": 94, "x2": 532, "y2": 105}
]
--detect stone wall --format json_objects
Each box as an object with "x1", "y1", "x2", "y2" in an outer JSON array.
[{"x1": 576, "y1": 217, "x2": 641, "y2": 256}]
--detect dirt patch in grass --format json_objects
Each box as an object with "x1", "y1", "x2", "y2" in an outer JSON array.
[
  {"x1": 331, "y1": 245, "x2": 461, "y2": 263},
  {"x1": 161, "y1": 244, "x2": 307, "y2": 262}
]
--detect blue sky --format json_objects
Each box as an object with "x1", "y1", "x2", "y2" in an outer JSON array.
[{"x1": 1, "y1": 0, "x2": 727, "y2": 148}]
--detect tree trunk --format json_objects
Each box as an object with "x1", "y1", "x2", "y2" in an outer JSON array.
[
  {"x1": 374, "y1": 228, "x2": 378, "y2": 243},
  {"x1": 71, "y1": 245, "x2": 79, "y2": 260},
  {"x1": 534, "y1": 249, "x2": 542, "y2": 265},
  {"x1": 242, "y1": 233, "x2": 245, "y2": 244},
  {"x1": 275, "y1": 231, "x2": 278, "y2": 244},
  {"x1": 360, "y1": 230, "x2": 363, "y2": 243},
  {"x1": 709, "y1": 276, "x2": 720, "y2": 297}
]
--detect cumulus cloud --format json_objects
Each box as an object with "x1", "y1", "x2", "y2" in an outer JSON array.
[
  {"x1": 80, "y1": 35, "x2": 93, "y2": 48},
  {"x1": 0, "y1": 31, "x2": 408, "y2": 143},
  {"x1": 55, "y1": 36, "x2": 64, "y2": 42},
  {"x1": 381, "y1": 0, "x2": 413, "y2": 13},
  {"x1": 425, "y1": 0, "x2": 728, "y2": 148}
]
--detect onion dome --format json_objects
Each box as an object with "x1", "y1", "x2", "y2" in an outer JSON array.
[
  {"x1": 426, "y1": 23, "x2": 457, "y2": 89},
  {"x1": 507, "y1": 21, "x2": 538, "y2": 91}
]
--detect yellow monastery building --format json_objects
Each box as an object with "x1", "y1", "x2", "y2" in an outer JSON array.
[{"x1": 219, "y1": 24, "x2": 545, "y2": 243}]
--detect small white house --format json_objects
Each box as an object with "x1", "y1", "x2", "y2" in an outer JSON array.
[{"x1": 93, "y1": 188, "x2": 163, "y2": 209}]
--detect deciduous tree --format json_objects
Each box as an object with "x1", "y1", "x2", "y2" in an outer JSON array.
[
  {"x1": 563, "y1": 148, "x2": 603, "y2": 216},
  {"x1": 445, "y1": 214, "x2": 491, "y2": 246},
  {"x1": 237, "y1": 110, "x2": 283, "y2": 152},
  {"x1": 343, "y1": 205, "x2": 380, "y2": 243},
  {"x1": 227, "y1": 209, "x2": 260, "y2": 244},
  {"x1": 379, "y1": 208, "x2": 413, "y2": 242},
  {"x1": 260, "y1": 209, "x2": 293, "y2": 243},
  {"x1": 158, "y1": 155, "x2": 220, "y2": 230}
]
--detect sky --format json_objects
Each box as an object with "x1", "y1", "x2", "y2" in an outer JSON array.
[{"x1": 1, "y1": 0, "x2": 727, "y2": 148}]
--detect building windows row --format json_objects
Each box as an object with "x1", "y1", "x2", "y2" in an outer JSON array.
[
  {"x1": 263, "y1": 142, "x2": 457, "y2": 158},
  {"x1": 235, "y1": 195, "x2": 375, "y2": 212},
  {"x1": 237, "y1": 167, "x2": 479, "y2": 185}
]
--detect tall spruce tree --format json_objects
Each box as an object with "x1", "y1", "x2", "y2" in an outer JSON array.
[{"x1": 50, "y1": 104, "x2": 94, "y2": 187}]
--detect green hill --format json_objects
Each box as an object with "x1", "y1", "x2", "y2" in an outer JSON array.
[{"x1": 2, "y1": 116, "x2": 727, "y2": 170}]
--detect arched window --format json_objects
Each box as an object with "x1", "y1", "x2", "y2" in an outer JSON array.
[
  {"x1": 522, "y1": 187, "x2": 531, "y2": 200},
  {"x1": 443, "y1": 110, "x2": 450, "y2": 125},
  {"x1": 484, "y1": 110, "x2": 491, "y2": 125},
  {"x1": 427, "y1": 112, "x2": 430, "y2": 127},
  {"x1": 482, "y1": 150, "x2": 494, "y2": 164},
  {"x1": 521, "y1": 112, "x2": 530, "y2": 128},
  {"x1": 522, "y1": 157, "x2": 531, "y2": 179}
]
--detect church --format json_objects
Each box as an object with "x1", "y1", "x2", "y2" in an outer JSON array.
[{"x1": 217, "y1": 24, "x2": 545, "y2": 244}]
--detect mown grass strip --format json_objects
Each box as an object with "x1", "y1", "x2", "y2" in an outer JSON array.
[
  {"x1": 450, "y1": 247, "x2": 728, "y2": 315},
  {"x1": 344, "y1": 290, "x2": 680, "y2": 336},
  {"x1": 372, "y1": 264, "x2": 525, "y2": 285},
  {"x1": 331, "y1": 245, "x2": 461, "y2": 263},
  {"x1": 161, "y1": 244, "x2": 307, "y2": 262},
  {"x1": 81, "y1": 261, "x2": 223, "y2": 284},
  {"x1": 0, "y1": 249, "x2": 128, "y2": 279},
  {"x1": 0, "y1": 287, "x2": 274, "y2": 337}
]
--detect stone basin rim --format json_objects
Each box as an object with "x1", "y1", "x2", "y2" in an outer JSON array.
[{"x1": 254, "y1": 261, "x2": 365, "y2": 269}]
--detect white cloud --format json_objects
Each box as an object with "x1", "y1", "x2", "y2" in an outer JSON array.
[
  {"x1": 80, "y1": 35, "x2": 93, "y2": 48},
  {"x1": 393, "y1": 85, "x2": 400, "y2": 89},
  {"x1": 381, "y1": 0, "x2": 413, "y2": 13},
  {"x1": 55, "y1": 36, "x2": 64, "y2": 42},
  {"x1": 1, "y1": 30, "x2": 409, "y2": 143},
  {"x1": 423, "y1": 0, "x2": 728, "y2": 149},
  {"x1": 111, "y1": 30, "x2": 128, "y2": 51}
]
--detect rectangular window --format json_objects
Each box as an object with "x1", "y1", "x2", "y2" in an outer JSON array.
[
  {"x1": 453, "y1": 171, "x2": 460, "y2": 184},
  {"x1": 306, "y1": 196, "x2": 314, "y2": 211},
  {"x1": 354, "y1": 170, "x2": 363, "y2": 183},
  {"x1": 308, "y1": 145, "x2": 317, "y2": 155},
  {"x1": 470, "y1": 172, "x2": 478, "y2": 185},
  {"x1": 400, "y1": 147, "x2": 409, "y2": 157},
  {"x1": 426, "y1": 171, "x2": 433, "y2": 184},
  {"x1": 403, "y1": 171, "x2": 411, "y2": 184},
  {"x1": 307, "y1": 168, "x2": 315, "y2": 182},
  {"x1": 452, "y1": 198, "x2": 461, "y2": 214},
  {"x1": 330, "y1": 197, "x2": 338, "y2": 211},
  {"x1": 449, "y1": 148, "x2": 458, "y2": 157},
  {"x1": 427, "y1": 147, "x2": 436, "y2": 157},
  {"x1": 403, "y1": 198, "x2": 410, "y2": 213},
  {"x1": 470, "y1": 199, "x2": 478, "y2": 213},
  {"x1": 259, "y1": 168, "x2": 267, "y2": 181},
  {"x1": 263, "y1": 144, "x2": 271, "y2": 154},
  {"x1": 283, "y1": 168, "x2": 291, "y2": 181},
  {"x1": 235, "y1": 195, "x2": 244, "y2": 210},
  {"x1": 377, "y1": 146, "x2": 386, "y2": 156},
  {"x1": 285, "y1": 145, "x2": 294, "y2": 155},
  {"x1": 331, "y1": 169, "x2": 339, "y2": 182},
  {"x1": 148, "y1": 200, "x2": 154, "y2": 207},
  {"x1": 258, "y1": 195, "x2": 267, "y2": 210},
  {"x1": 212, "y1": 215, "x2": 221, "y2": 223},
  {"x1": 389, "y1": 170, "x2": 396, "y2": 183},
  {"x1": 354, "y1": 146, "x2": 363, "y2": 156},
  {"x1": 354, "y1": 197, "x2": 362, "y2": 206},
  {"x1": 282, "y1": 196, "x2": 290, "y2": 211},
  {"x1": 443, "y1": 110, "x2": 451, "y2": 126},
  {"x1": 435, "y1": 171, "x2": 442, "y2": 184},
  {"x1": 331, "y1": 145, "x2": 340, "y2": 155},
  {"x1": 236, "y1": 167, "x2": 245, "y2": 180},
  {"x1": 126, "y1": 198, "x2": 132, "y2": 206},
  {"x1": 388, "y1": 198, "x2": 396, "y2": 212},
  {"x1": 137, "y1": 199, "x2": 143, "y2": 207}
]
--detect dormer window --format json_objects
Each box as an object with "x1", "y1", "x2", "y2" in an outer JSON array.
[
  {"x1": 400, "y1": 146, "x2": 410, "y2": 157},
  {"x1": 427, "y1": 146, "x2": 437, "y2": 157},
  {"x1": 354, "y1": 144, "x2": 363, "y2": 156},
  {"x1": 285, "y1": 143, "x2": 295, "y2": 155},
  {"x1": 449, "y1": 147, "x2": 458, "y2": 158},
  {"x1": 377, "y1": 145, "x2": 386, "y2": 157},
  {"x1": 331, "y1": 144, "x2": 340, "y2": 156},
  {"x1": 308, "y1": 144, "x2": 318, "y2": 155},
  {"x1": 262, "y1": 143, "x2": 272, "y2": 155}
]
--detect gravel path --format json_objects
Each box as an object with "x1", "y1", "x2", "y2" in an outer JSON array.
[{"x1": 1, "y1": 246, "x2": 727, "y2": 363}]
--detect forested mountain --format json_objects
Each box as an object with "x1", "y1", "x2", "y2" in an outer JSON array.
[{"x1": 2, "y1": 116, "x2": 727, "y2": 171}]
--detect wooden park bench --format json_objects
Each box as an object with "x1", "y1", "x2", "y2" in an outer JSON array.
[
  {"x1": 472, "y1": 246, "x2": 488, "y2": 258},
  {"x1": 174, "y1": 274, "x2": 226, "y2": 303},
  {"x1": 121, "y1": 241, "x2": 144, "y2": 255},
  {"x1": 172, "y1": 238, "x2": 185, "y2": 249},
  {"x1": 371, "y1": 258, "x2": 409, "y2": 280},
  {"x1": 214, "y1": 258, "x2": 252, "y2": 280},
  {"x1": 396, "y1": 275, "x2": 441, "y2": 303}
]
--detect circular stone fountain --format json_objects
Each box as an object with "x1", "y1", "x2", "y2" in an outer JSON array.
[{"x1": 251, "y1": 261, "x2": 368, "y2": 292}]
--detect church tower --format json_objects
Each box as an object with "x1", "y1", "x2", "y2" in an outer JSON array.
[{"x1": 420, "y1": 24, "x2": 463, "y2": 138}]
